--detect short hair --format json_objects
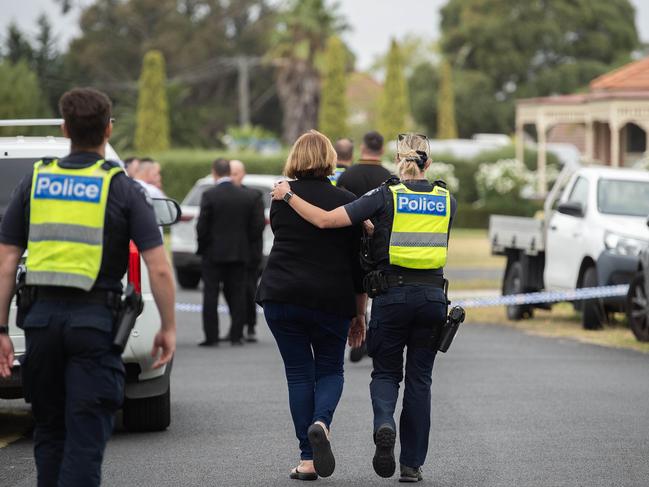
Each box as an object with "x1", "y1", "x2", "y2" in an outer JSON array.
[
  {"x1": 284, "y1": 130, "x2": 336, "y2": 179},
  {"x1": 363, "y1": 131, "x2": 384, "y2": 153},
  {"x1": 212, "y1": 158, "x2": 231, "y2": 177},
  {"x1": 140, "y1": 157, "x2": 154, "y2": 163},
  {"x1": 334, "y1": 138, "x2": 354, "y2": 162},
  {"x1": 124, "y1": 156, "x2": 138, "y2": 166},
  {"x1": 58, "y1": 88, "x2": 112, "y2": 147}
]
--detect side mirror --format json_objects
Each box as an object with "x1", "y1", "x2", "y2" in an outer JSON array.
[
  {"x1": 152, "y1": 198, "x2": 182, "y2": 226},
  {"x1": 557, "y1": 201, "x2": 584, "y2": 218}
]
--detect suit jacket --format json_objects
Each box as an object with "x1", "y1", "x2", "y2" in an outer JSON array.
[
  {"x1": 196, "y1": 181, "x2": 265, "y2": 264},
  {"x1": 242, "y1": 185, "x2": 265, "y2": 269}
]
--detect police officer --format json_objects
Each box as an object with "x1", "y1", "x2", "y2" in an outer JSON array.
[
  {"x1": 0, "y1": 87, "x2": 177, "y2": 487},
  {"x1": 271, "y1": 133, "x2": 456, "y2": 483},
  {"x1": 328, "y1": 138, "x2": 354, "y2": 185}
]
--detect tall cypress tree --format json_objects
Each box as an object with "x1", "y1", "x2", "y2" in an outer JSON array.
[
  {"x1": 318, "y1": 36, "x2": 348, "y2": 141},
  {"x1": 436, "y1": 59, "x2": 458, "y2": 139},
  {"x1": 379, "y1": 39, "x2": 410, "y2": 141},
  {"x1": 135, "y1": 50, "x2": 170, "y2": 153}
]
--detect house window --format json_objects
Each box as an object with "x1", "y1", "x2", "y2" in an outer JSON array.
[{"x1": 627, "y1": 123, "x2": 646, "y2": 153}]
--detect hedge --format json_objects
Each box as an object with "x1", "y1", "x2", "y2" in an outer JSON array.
[{"x1": 145, "y1": 144, "x2": 558, "y2": 211}]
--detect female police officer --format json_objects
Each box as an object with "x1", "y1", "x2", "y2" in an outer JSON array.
[{"x1": 271, "y1": 133, "x2": 456, "y2": 483}]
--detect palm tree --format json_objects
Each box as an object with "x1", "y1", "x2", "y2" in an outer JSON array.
[{"x1": 271, "y1": 0, "x2": 346, "y2": 143}]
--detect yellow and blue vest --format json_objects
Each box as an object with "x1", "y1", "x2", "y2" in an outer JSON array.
[
  {"x1": 328, "y1": 166, "x2": 347, "y2": 186},
  {"x1": 26, "y1": 159, "x2": 123, "y2": 290},
  {"x1": 387, "y1": 183, "x2": 451, "y2": 269}
]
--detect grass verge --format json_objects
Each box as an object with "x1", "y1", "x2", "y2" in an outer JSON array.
[
  {"x1": 447, "y1": 228, "x2": 504, "y2": 270},
  {"x1": 466, "y1": 303, "x2": 649, "y2": 353}
]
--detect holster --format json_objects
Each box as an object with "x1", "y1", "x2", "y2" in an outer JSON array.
[
  {"x1": 15, "y1": 268, "x2": 34, "y2": 327},
  {"x1": 436, "y1": 305, "x2": 466, "y2": 353},
  {"x1": 112, "y1": 284, "x2": 143, "y2": 354},
  {"x1": 363, "y1": 271, "x2": 388, "y2": 298}
]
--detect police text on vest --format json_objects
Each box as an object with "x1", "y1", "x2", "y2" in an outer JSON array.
[
  {"x1": 34, "y1": 174, "x2": 104, "y2": 203},
  {"x1": 396, "y1": 194, "x2": 446, "y2": 216}
]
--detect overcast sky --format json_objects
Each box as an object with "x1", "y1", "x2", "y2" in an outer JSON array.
[{"x1": 3, "y1": 0, "x2": 649, "y2": 70}]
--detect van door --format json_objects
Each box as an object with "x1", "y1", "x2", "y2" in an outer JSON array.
[{"x1": 545, "y1": 176, "x2": 589, "y2": 290}]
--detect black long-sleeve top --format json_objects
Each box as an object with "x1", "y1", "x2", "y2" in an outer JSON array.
[{"x1": 256, "y1": 176, "x2": 364, "y2": 318}]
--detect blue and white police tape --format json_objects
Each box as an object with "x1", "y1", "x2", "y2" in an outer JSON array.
[
  {"x1": 453, "y1": 284, "x2": 629, "y2": 309},
  {"x1": 174, "y1": 284, "x2": 630, "y2": 313}
]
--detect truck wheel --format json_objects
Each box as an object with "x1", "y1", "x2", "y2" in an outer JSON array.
[
  {"x1": 504, "y1": 261, "x2": 533, "y2": 320},
  {"x1": 123, "y1": 387, "x2": 171, "y2": 432},
  {"x1": 581, "y1": 266, "x2": 604, "y2": 330},
  {"x1": 627, "y1": 272, "x2": 649, "y2": 342},
  {"x1": 175, "y1": 269, "x2": 200, "y2": 289}
]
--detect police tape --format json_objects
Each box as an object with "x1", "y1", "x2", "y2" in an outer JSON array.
[
  {"x1": 452, "y1": 284, "x2": 630, "y2": 309},
  {"x1": 174, "y1": 284, "x2": 631, "y2": 313}
]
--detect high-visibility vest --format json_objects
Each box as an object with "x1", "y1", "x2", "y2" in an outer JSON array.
[
  {"x1": 328, "y1": 167, "x2": 346, "y2": 186},
  {"x1": 388, "y1": 183, "x2": 450, "y2": 269},
  {"x1": 26, "y1": 159, "x2": 123, "y2": 290}
]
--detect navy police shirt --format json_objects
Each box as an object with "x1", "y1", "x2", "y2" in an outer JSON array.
[{"x1": 0, "y1": 152, "x2": 163, "y2": 291}]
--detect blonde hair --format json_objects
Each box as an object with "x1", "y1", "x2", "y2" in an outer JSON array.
[
  {"x1": 396, "y1": 133, "x2": 430, "y2": 179},
  {"x1": 284, "y1": 130, "x2": 337, "y2": 179}
]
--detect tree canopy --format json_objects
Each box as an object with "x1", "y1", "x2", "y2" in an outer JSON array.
[
  {"x1": 135, "y1": 50, "x2": 171, "y2": 153},
  {"x1": 379, "y1": 39, "x2": 410, "y2": 142},
  {"x1": 318, "y1": 36, "x2": 348, "y2": 141}
]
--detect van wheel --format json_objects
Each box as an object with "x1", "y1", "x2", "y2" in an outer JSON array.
[
  {"x1": 123, "y1": 387, "x2": 171, "y2": 432},
  {"x1": 504, "y1": 261, "x2": 533, "y2": 320},
  {"x1": 176, "y1": 269, "x2": 200, "y2": 289},
  {"x1": 581, "y1": 266, "x2": 604, "y2": 330},
  {"x1": 627, "y1": 272, "x2": 649, "y2": 342}
]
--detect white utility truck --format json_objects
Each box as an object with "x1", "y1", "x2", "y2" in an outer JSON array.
[
  {"x1": 0, "y1": 120, "x2": 179, "y2": 432},
  {"x1": 489, "y1": 164, "x2": 649, "y2": 330}
]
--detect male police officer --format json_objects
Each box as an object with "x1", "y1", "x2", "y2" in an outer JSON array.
[
  {"x1": 271, "y1": 133, "x2": 456, "y2": 482},
  {"x1": 0, "y1": 88, "x2": 176, "y2": 487}
]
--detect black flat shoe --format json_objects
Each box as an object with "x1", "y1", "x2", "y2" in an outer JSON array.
[
  {"x1": 307, "y1": 423, "x2": 335, "y2": 477},
  {"x1": 373, "y1": 424, "x2": 396, "y2": 478},
  {"x1": 198, "y1": 341, "x2": 218, "y2": 347},
  {"x1": 289, "y1": 467, "x2": 318, "y2": 481}
]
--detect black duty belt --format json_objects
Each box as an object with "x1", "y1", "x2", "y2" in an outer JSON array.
[
  {"x1": 383, "y1": 272, "x2": 446, "y2": 288},
  {"x1": 32, "y1": 286, "x2": 122, "y2": 309}
]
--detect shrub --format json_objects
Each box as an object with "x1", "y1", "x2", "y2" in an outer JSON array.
[{"x1": 426, "y1": 162, "x2": 460, "y2": 192}]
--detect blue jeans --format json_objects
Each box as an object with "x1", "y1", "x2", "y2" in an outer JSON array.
[
  {"x1": 21, "y1": 300, "x2": 125, "y2": 487},
  {"x1": 366, "y1": 285, "x2": 447, "y2": 469},
  {"x1": 264, "y1": 301, "x2": 350, "y2": 460}
]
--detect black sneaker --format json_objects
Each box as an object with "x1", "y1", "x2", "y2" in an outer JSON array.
[
  {"x1": 399, "y1": 465, "x2": 423, "y2": 483},
  {"x1": 372, "y1": 424, "x2": 396, "y2": 478},
  {"x1": 246, "y1": 330, "x2": 258, "y2": 343}
]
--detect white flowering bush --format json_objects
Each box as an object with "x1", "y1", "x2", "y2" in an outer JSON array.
[
  {"x1": 475, "y1": 158, "x2": 534, "y2": 200},
  {"x1": 426, "y1": 162, "x2": 460, "y2": 192},
  {"x1": 632, "y1": 153, "x2": 649, "y2": 171}
]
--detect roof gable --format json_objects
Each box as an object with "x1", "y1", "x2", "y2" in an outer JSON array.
[{"x1": 590, "y1": 57, "x2": 649, "y2": 92}]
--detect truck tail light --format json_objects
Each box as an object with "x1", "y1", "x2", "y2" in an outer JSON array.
[{"x1": 128, "y1": 241, "x2": 141, "y2": 293}]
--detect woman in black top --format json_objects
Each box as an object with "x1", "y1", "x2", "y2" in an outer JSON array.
[{"x1": 256, "y1": 130, "x2": 366, "y2": 480}]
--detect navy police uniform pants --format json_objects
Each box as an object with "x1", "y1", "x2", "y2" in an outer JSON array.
[
  {"x1": 366, "y1": 284, "x2": 446, "y2": 469},
  {"x1": 21, "y1": 300, "x2": 125, "y2": 487}
]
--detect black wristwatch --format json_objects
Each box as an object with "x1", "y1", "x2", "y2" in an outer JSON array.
[
  {"x1": 283, "y1": 191, "x2": 294, "y2": 203},
  {"x1": 0, "y1": 326, "x2": 8, "y2": 335}
]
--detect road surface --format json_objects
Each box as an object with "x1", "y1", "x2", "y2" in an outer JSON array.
[{"x1": 1, "y1": 288, "x2": 648, "y2": 486}]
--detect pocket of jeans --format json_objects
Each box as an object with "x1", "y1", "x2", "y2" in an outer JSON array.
[
  {"x1": 97, "y1": 354, "x2": 126, "y2": 412},
  {"x1": 424, "y1": 288, "x2": 448, "y2": 324},
  {"x1": 22, "y1": 302, "x2": 51, "y2": 329},
  {"x1": 373, "y1": 290, "x2": 406, "y2": 307}
]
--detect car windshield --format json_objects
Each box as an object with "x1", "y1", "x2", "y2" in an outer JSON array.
[
  {"x1": 598, "y1": 178, "x2": 649, "y2": 217},
  {"x1": 0, "y1": 158, "x2": 39, "y2": 217},
  {"x1": 183, "y1": 182, "x2": 272, "y2": 209}
]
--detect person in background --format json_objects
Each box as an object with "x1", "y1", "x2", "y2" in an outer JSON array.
[
  {"x1": 197, "y1": 159, "x2": 265, "y2": 347},
  {"x1": 329, "y1": 138, "x2": 354, "y2": 186},
  {"x1": 228, "y1": 160, "x2": 265, "y2": 343},
  {"x1": 123, "y1": 156, "x2": 140, "y2": 178},
  {"x1": 257, "y1": 130, "x2": 366, "y2": 481},
  {"x1": 134, "y1": 158, "x2": 165, "y2": 198},
  {"x1": 337, "y1": 131, "x2": 391, "y2": 198}
]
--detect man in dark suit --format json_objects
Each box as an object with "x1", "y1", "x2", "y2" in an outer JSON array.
[
  {"x1": 229, "y1": 160, "x2": 265, "y2": 343},
  {"x1": 197, "y1": 159, "x2": 265, "y2": 346}
]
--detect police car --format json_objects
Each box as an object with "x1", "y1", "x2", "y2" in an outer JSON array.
[{"x1": 0, "y1": 119, "x2": 177, "y2": 432}]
